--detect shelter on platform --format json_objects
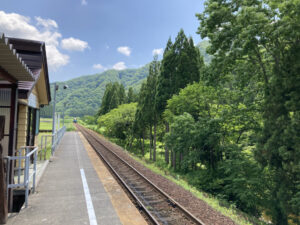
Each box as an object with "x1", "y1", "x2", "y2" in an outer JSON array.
[{"x1": 0, "y1": 33, "x2": 51, "y2": 220}]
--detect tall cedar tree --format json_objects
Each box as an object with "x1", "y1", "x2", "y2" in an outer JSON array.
[
  {"x1": 197, "y1": 0, "x2": 300, "y2": 224},
  {"x1": 133, "y1": 83, "x2": 148, "y2": 156},
  {"x1": 118, "y1": 83, "x2": 126, "y2": 105},
  {"x1": 126, "y1": 87, "x2": 135, "y2": 103},
  {"x1": 98, "y1": 82, "x2": 126, "y2": 116},
  {"x1": 134, "y1": 56, "x2": 160, "y2": 160},
  {"x1": 148, "y1": 56, "x2": 160, "y2": 161},
  {"x1": 156, "y1": 29, "x2": 203, "y2": 164}
]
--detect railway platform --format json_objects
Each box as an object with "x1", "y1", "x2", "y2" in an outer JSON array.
[{"x1": 6, "y1": 131, "x2": 147, "y2": 225}]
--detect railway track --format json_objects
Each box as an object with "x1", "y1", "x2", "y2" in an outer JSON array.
[{"x1": 76, "y1": 124, "x2": 205, "y2": 225}]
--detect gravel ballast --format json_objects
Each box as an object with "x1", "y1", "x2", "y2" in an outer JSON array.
[{"x1": 88, "y1": 129, "x2": 237, "y2": 225}]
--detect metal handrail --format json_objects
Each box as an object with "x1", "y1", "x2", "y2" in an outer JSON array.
[
  {"x1": 52, "y1": 126, "x2": 66, "y2": 155},
  {"x1": 5, "y1": 146, "x2": 38, "y2": 208},
  {"x1": 2, "y1": 127, "x2": 66, "y2": 210},
  {"x1": 39, "y1": 126, "x2": 66, "y2": 160},
  {"x1": 3, "y1": 126, "x2": 67, "y2": 209},
  {"x1": 39, "y1": 134, "x2": 54, "y2": 160}
]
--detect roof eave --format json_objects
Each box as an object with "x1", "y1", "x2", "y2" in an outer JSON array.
[
  {"x1": 41, "y1": 44, "x2": 51, "y2": 103},
  {"x1": 0, "y1": 33, "x2": 35, "y2": 82}
]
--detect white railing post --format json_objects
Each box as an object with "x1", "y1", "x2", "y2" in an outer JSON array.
[
  {"x1": 5, "y1": 146, "x2": 39, "y2": 208},
  {"x1": 17, "y1": 149, "x2": 21, "y2": 184},
  {"x1": 5, "y1": 157, "x2": 10, "y2": 201},
  {"x1": 24, "y1": 147, "x2": 29, "y2": 208},
  {"x1": 32, "y1": 149, "x2": 37, "y2": 193}
]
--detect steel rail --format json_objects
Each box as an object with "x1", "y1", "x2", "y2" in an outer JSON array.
[
  {"x1": 77, "y1": 124, "x2": 205, "y2": 225},
  {"x1": 77, "y1": 125, "x2": 160, "y2": 225}
]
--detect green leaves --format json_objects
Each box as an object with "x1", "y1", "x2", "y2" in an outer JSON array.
[
  {"x1": 97, "y1": 103, "x2": 137, "y2": 140},
  {"x1": 156, "y1": 29, "x2": 203, "y2": 116},
  {"x1": 197, "y1": 0, "x2": 300, "y2": 223},
  {"x1": 98, "y1": 82, "x2": 127, "y2": 116},
  {"x1": 134, "y1": 57, "x2": 160, "y2": 132}
]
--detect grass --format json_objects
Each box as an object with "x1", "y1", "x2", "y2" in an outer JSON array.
[
  {"x1": 39, "y1": 118, "x2": 53, "y2": 130},
  {"x1": 78, "y1": 120, "x2": 101, "y2": 132},
  {"x1": 66, "y1": 122, "x2": 76, "y2": 131},
  {"x1": 39, "y1": 117, "x2": 76, "y2": 131},
  {"x1": 36, "y1": 131, "x2": 53, "y2": 160}
]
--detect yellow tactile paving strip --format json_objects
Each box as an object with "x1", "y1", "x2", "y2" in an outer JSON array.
[{"x1": 78, "y1": 132, "x2": 148, "y2": 225}]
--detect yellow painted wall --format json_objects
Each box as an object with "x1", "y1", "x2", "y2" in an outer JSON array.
[
  {"x1": 17, "y1": 103, "x2": 40, "y2": 149},
  {"x1": 17, "y1": 104, "x2": 27, "y2": 149},
  {"x1": 16, "y1": 104, "x2": 27, "y2": 167},
  {"x1": 16, "y1": 87, "x2": 44, "y2": 166},
  {"x1": 31, "y1": 87, "x2": 40, "y2": 109},
  {"x1": 31, "y1": 88, "x2": 40, "y2": 147},
  {"x1": 36, "y1": 67, "x2": 50, "y2": 105}
]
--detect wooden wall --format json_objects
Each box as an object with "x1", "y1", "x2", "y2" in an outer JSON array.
[{"x1": 17, "y1": 104, "x2": 27, "y2": 149}]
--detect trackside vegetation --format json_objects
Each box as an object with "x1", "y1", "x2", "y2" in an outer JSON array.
[{"x1": 81, "y1": 1, "x2": 299, "y2": 224}]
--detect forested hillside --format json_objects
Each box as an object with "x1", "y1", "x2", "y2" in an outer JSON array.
[{"x1": 41, "y1": 65, "x2": 149, "y2": 117}]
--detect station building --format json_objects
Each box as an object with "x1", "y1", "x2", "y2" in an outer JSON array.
[{"x1": 0, "y1": 33, "x2": 51, "y2": 219}]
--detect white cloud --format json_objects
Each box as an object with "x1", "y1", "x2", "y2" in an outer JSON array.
[
  {"x1": 117, "y1": 46, "x2": 131, "y2": 56},
  {"x1": 35, "y1": 16, "x2": 58, "y2": 29},
  {"x1": 93, "y1": 62, "x2": 128, "y2": 71},
  {"x1": 61, "y1": 37, "x2": 89, "y2": 51},
  {"x1": 152, "y1": 48, "x2": 163, "y2": 56},
  {"x1": 81, "y1": 0, "x2": 87, "y2": 5},
  {"x1": 46, "y1": 45, "x2": 70, "y2": 70},
  {"x1": 93, "y1": 64, "x2": 105, "y2": 70},
  {"x1": 0, "y1": 11, "x2": 69, "y2": 70},
  {"x1": 112, "y1": 62, "x2": 126, "y2": 70},
  {"x1": 0, "y1": 11, "x2": 88, "y2": 70}
]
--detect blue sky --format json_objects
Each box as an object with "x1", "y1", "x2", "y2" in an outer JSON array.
[{"x1": 0, "y1": 0, "x2": 204, "y2": 82}]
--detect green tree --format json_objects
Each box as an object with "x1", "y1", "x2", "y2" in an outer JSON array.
[
  {"x1": 165, "y1": 83, "x2": 226, "y2": 171},
  {"x1": 97, "y1": 103, "x2": 137, "y2": 141},
  {"x1": 134, "y1": 56, "x2": 160, "y2": 160},
  {"x1": 165, "y1": 113, "x2": 196, "y2": 171},
  {"x1": 118, "y1": 83, "x2": 126, "y2": 105},
  {"x1": 133, "y1": 83, "x2": 148, "y2": 156},
  {"x1": 165, "y1": 82, "x2": 265, "y2": 216},
  {"x1": 156, "y1": 30, "x2": 203, "y2": 164},
  {"x1": 82, "y1": 115, "x2": 97, "y2": 125},
  {"x1": 126, "y1": 87, "x2": 135, "y2": 103},
  {"x1": 148, "y1": 56, "x2": 160, "y2": 161},
  {"x1": 98, "y1": 83, "x2": 113, "y2": 115},
  {"x1": 156, "y1": 30, "x2": 202, "y2": 115},
  {"x1": 98, "y1": 82, "x2": 126, "y2": 116},
  {"x1": 197, "y1": 0, "x2": 300, "y2": 223}
]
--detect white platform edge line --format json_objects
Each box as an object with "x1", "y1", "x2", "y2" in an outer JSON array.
[{"x1": 80, "y1": 168, "x2": 98, "y2": 225}]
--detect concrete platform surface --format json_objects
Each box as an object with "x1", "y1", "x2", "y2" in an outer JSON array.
[{"x1": 6, "y1": 131, "x2": 135, "y2": 225}]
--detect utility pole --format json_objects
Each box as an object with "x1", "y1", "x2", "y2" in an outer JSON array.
[
  {"x1": 63, "y1": 102, "x2": 67, "y2": 126},
  {"x1": 52, "y1": 83, "x2": 58, "y2": 146},
  {"x1": 52, "y1": 84, "x2": 68, "y2": 147}
]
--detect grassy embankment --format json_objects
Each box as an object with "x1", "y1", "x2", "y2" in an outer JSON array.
[{"x1": 78, "y1": 120, "x2": 267, "y2": 225}]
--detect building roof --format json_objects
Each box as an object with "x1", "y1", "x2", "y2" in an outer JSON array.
[
  {"x1": 0, "y1": 33, "x2": 35, "y2": 82},
  {"x1": 0, "y1": 33, "x2": 51, "y2": 104}
]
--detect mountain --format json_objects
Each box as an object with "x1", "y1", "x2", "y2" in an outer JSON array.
[
  {"x1": 40, "y1": 40, "x2": 212, "y2": 118},
  {"x1": 41, "y1": 65, "x2": 149, "y2": 117}
]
